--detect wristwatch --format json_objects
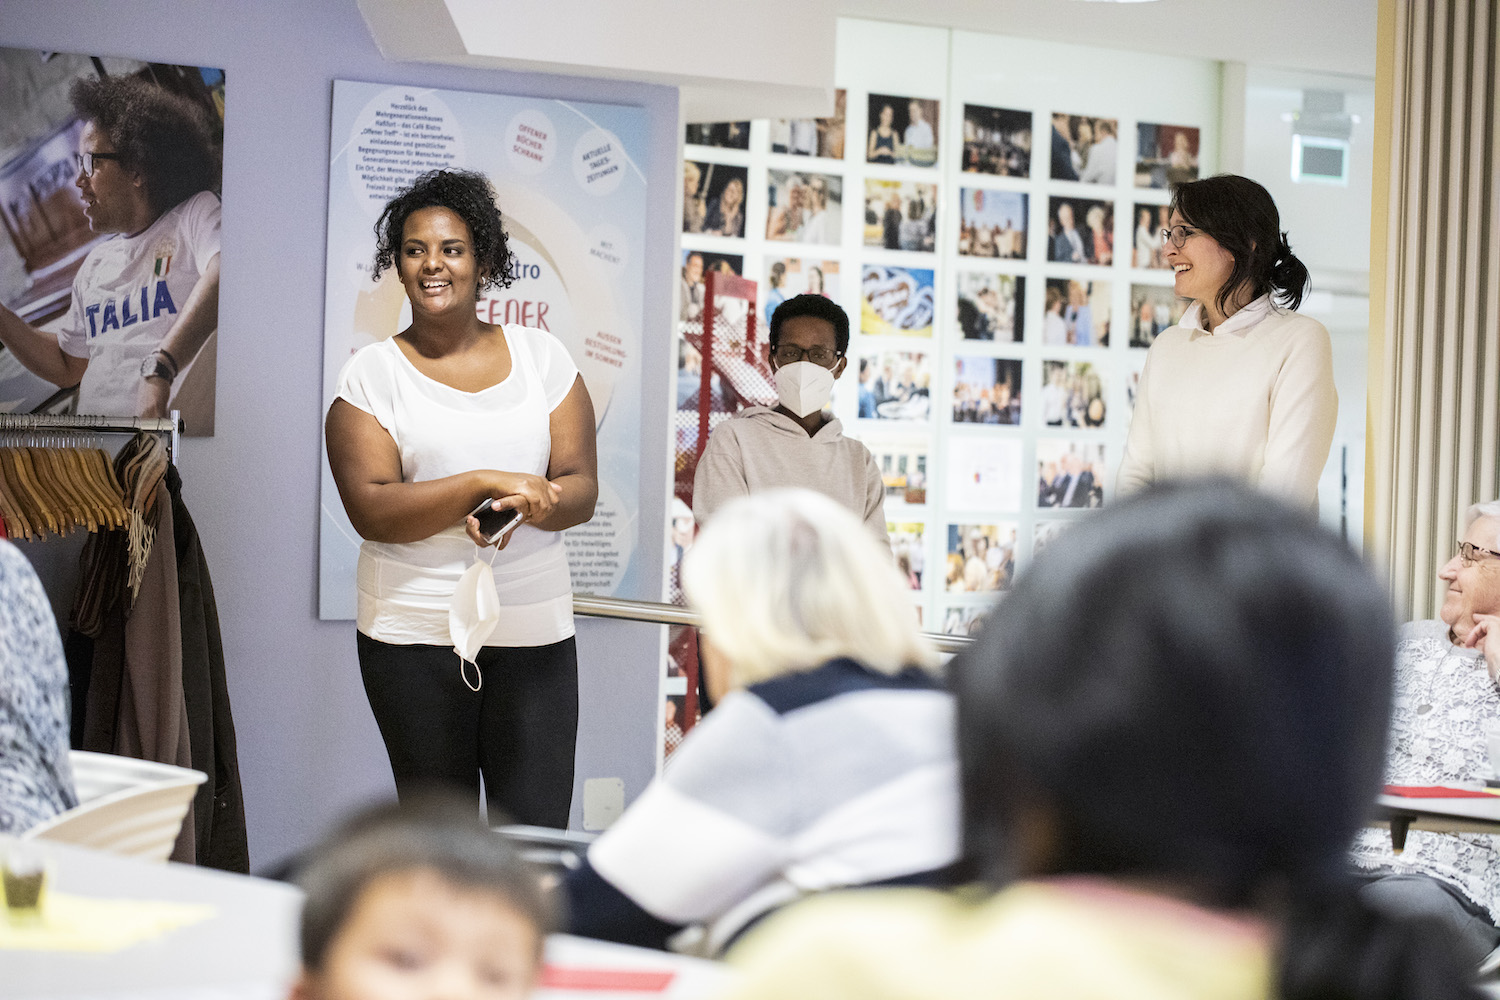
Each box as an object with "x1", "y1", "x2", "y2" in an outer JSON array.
[{"x1": 140, "y1": 350, "x2": 178, "y2": 384}]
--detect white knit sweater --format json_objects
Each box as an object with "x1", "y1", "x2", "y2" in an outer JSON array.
[{"x1": 1116, "y1": 295, "x2": 1337, "y2": 508}]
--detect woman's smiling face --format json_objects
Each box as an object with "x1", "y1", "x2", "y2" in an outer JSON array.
[
  {"x1": 1164, "y1": 209, "x2": 1237, "y2": 307},
  {"x1": 398, "y1": 206, "x2": 481, "y2": 312}
]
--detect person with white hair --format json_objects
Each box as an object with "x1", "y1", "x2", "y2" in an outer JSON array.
[
  {"x1": 1351, "y1": 498, "x2": 1500, "y2": 964},
  {"x1": 561, "y1": 489, "x2": 958, "y2": 955}
]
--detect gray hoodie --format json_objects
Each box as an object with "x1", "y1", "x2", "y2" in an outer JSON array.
[{"x1": 691, "y1": 407, "x2": 888, "y2": 547}]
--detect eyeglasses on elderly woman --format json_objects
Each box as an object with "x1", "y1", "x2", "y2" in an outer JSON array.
[{"x1": 1457, "y1": 540, "x2": 1500, "y2": 567}]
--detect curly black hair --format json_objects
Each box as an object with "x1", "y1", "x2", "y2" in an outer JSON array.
[
  {"x1": 71, "y1": 75, "x2": 219, "y2": 218},
  {"x1": 372, "y1": 169, "x2": 516, "y2": 297}
]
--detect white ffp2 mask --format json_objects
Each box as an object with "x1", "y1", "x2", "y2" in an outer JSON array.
[
  {"x1": 450, "y1": 548, "x2": 501, "y2": 691},
  {"x1": 774, "y1": 361, "x2": 836, "y2": 417}
]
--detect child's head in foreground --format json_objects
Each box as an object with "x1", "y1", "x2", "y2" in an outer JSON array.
[{"x1": 290, "y1": 796, "x2": 551, "y2": 1000}]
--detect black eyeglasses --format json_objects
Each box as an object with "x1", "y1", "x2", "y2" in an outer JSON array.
[
  {"x1": 75, "y1": 152, "x2": 123, "y2": 177},
  {"x1": 1457, "y1": 541, "x2": 1500, "y2": 567},
  {"x1": 772, "y1": 344, "x2": 841, "y2": 367},
  {"x1": 1160, "y1": 225, "x2": 1200, "y2": 248}
]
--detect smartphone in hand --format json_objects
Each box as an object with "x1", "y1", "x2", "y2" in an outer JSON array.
[{"x1": 469, "y1": 498, "x2": 523, "y2": 545}]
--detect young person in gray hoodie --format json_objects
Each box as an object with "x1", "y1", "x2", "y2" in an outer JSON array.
[{"x1": 692, "y1": 294, "x2": 887, "y2": 549}]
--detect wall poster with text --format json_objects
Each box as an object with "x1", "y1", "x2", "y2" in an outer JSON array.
[{"x1": 318, "y1": 80, "x2": 650, "y2": 618}]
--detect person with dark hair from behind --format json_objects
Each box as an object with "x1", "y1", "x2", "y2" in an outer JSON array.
[
  {"x1": 1117, "y1": 174, "x2": 1336, "y2": 508},
  {"x1": 0, "y1": 540, "x2": 77, "y2": 834},
  {"x1": 290, "y1": 795, "x2": 551, "y2": 1000},
  {"x1": 692, "y1": 294, "x2": 885, "y2": 546},
  {"x1": 1351, "y1": 498, "x2": 1500, "y2": 966},
  {"x1": 719, "y1": 479, "x2": 1483, "y2": 1000},
  {"x1": 0, "y1": 75, "x2": 220, "y2": 420}
]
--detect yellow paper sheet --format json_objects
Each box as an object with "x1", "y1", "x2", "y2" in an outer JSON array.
[{"x1": 0, "y1": 891, "x2": 214, "y2": 952}]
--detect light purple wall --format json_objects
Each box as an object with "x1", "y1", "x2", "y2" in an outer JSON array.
[{"x1": 0, "y1": 0, "x2": 679, "y2": 870}]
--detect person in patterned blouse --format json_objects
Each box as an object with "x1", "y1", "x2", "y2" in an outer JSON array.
[
  {"x1": 1352, "y1": 498, "x2": 1500, "y2": 965},
  {"x1": 0, "y1": 540, "x2": 77, "y2": 833}
]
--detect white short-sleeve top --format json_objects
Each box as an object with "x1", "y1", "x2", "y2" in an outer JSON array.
[{"x1": 335, "y1": 326, "x2": 580, "y2": 647}]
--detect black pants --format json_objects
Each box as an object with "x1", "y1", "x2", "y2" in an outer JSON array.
[{"x1": 356, "y1": 632, "x2": 578, "y2": 828}]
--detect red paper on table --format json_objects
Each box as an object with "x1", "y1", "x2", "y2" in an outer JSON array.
[
  {"x1": 539, "y1": 965, "x2": 677, "y2": 992},
  {"x1": 1384, "y1": 784, "x2": 1497, "y2": 799}
]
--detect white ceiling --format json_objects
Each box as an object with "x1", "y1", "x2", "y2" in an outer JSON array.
[{"x1": 837, "y1": 0, "x2": 1378, "y2": 79}]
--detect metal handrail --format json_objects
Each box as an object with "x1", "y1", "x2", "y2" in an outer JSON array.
[{"x1": 571, "y1": 593, "x2": 975, "y2": 654}]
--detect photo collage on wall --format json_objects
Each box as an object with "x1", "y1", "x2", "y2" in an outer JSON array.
[{"x1": 671, "y1": 86, "x2": 1202, "y2": 652}]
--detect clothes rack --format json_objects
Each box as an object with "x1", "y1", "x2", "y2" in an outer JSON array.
[{"x1": 0, "y1": 411, "x2": 182, "y2": 463}]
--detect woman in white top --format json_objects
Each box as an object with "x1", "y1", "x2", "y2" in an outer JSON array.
[
  {"x1": 1117, "y1": 174, "x2": 1336, "y2": 509},
  {"x1": 325, "y1": 170, "x2": 597, "y2": 827}
]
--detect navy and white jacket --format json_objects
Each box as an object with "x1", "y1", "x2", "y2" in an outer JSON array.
[{"x1": 563, "y1": 657, "x2": 959, "y2": 953}]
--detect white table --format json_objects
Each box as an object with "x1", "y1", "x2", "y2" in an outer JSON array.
[
  {"x1": 1, "y1": 838, "x2": 728, "y2": 1000},
  {"x1": 1372, "y1": 792, "x2": 1500, "y2": 850},
  {"x1": 1, "y1": 836, "x2": 301, "y2": 999}
]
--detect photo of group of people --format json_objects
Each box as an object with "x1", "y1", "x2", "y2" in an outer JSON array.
[
  {"x1": 1043, "y1": 278, "x2": 1111, "y2": 347},
  {"x1": 1131, "y1": 203, "x2": 1174, "y2": 269},
  {"x1": 888, "y1": 522, "x2": 926, "y2": 590},
  {"x1": 1048, "y1": 196, "x2": 1114, "y2": 265},
  {"x1": 763, "y1": 257, "x2": 838, "y2": 328},
  {"x1": 958, "y1": 188, "x2": 1027, "y2": 259},
  {"x1": 956, "y1": 272, "x2": 1024, "y2": 342},
  {"x1": 946, "y1": 523, "x2": 1016, "y2": 593},
  {"x1": 858, "y1": 350, "x2": 932, "y2": 421},
  {"x1": 861, "y1": 266, "x2": 935, "y2": 337},
  {"x1": 863, "y1": 179, "x2": 936, "y2": 252},
  {"x1": 1130, "y1": 283, "x2": 1187, "y2": 348},
  {"x1": 962, "y1": 104, "x2": 1031, "y2": 177},
  {"x1": 1135, "y1": 122, "x2": 1200, "y2": 189},
  {"x1": 685, "y1": 121, "x2": 750, "y2": 150},
  {"x1": 953, "y1": 356, "x2": 1022, "y2": 425},
  {"x1": 1050, "y1": 113, "x2": 1119, "y2": 185},
  {"x1": 683, "y1": 160, "x2": 747, "y2": 238},
  {"x1": 765, "y1": 169, "x2": 842, "y2": 244},
  {"x1": 771, "y1": 90, "x2": 847, "y2": 159},
  {"x1": 1041, "y1": 360, "x2": 1107, "y2": 429},
  {"x1": 866, "y1": 94, "x2": 940, "y2": 167},
  {"x1": 678, "y1": 250, "x2": 743, "y2": 326},
  {"x1": 1037, "y1": 441, "x2": 1105, "y2": 508},
  {"x1": 869, "y1": 436, "x2": 928, "y2": 504}
]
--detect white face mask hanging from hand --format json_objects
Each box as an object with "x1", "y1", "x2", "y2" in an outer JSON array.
[
  {"x1": 774, "y1": 360, "x2": 836, "y2": 418},
  {"x1": 450, "y1": 546, "x2": 501, "y2": 692}
]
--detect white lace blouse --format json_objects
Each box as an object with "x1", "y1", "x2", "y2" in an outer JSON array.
[{"x1": 1351, "y1": 620, "x2": 1500, "y2": 922}]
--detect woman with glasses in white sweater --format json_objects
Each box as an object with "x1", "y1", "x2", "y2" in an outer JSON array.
[{"x1": 1116, "y1": 174, "x2": 1336, "y2": 509}]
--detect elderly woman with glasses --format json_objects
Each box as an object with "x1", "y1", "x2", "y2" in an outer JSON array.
[
  {"x1": 1351, "y1": 499, "x2": 1500, "y2": 965},
  {"x1": 561, "y1": 488, "x2": 958, "y2": 955},
  {"x1": 691, "y1": 295, "x2": 886, "y2": 545},
  {"x1": 1116, "y1": 174, "x2": 1337, "y2": 509}
]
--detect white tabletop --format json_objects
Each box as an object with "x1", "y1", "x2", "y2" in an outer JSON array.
[
  {"x1": 1, "y1": 837, "x2": 729, "y2": 1000},
  {"x1": 1374, "y1": 792, "x2": 1500, "y2": 836},
  {"x1": 1, "y1": 836, "x2": 301, "y2": 999}
]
